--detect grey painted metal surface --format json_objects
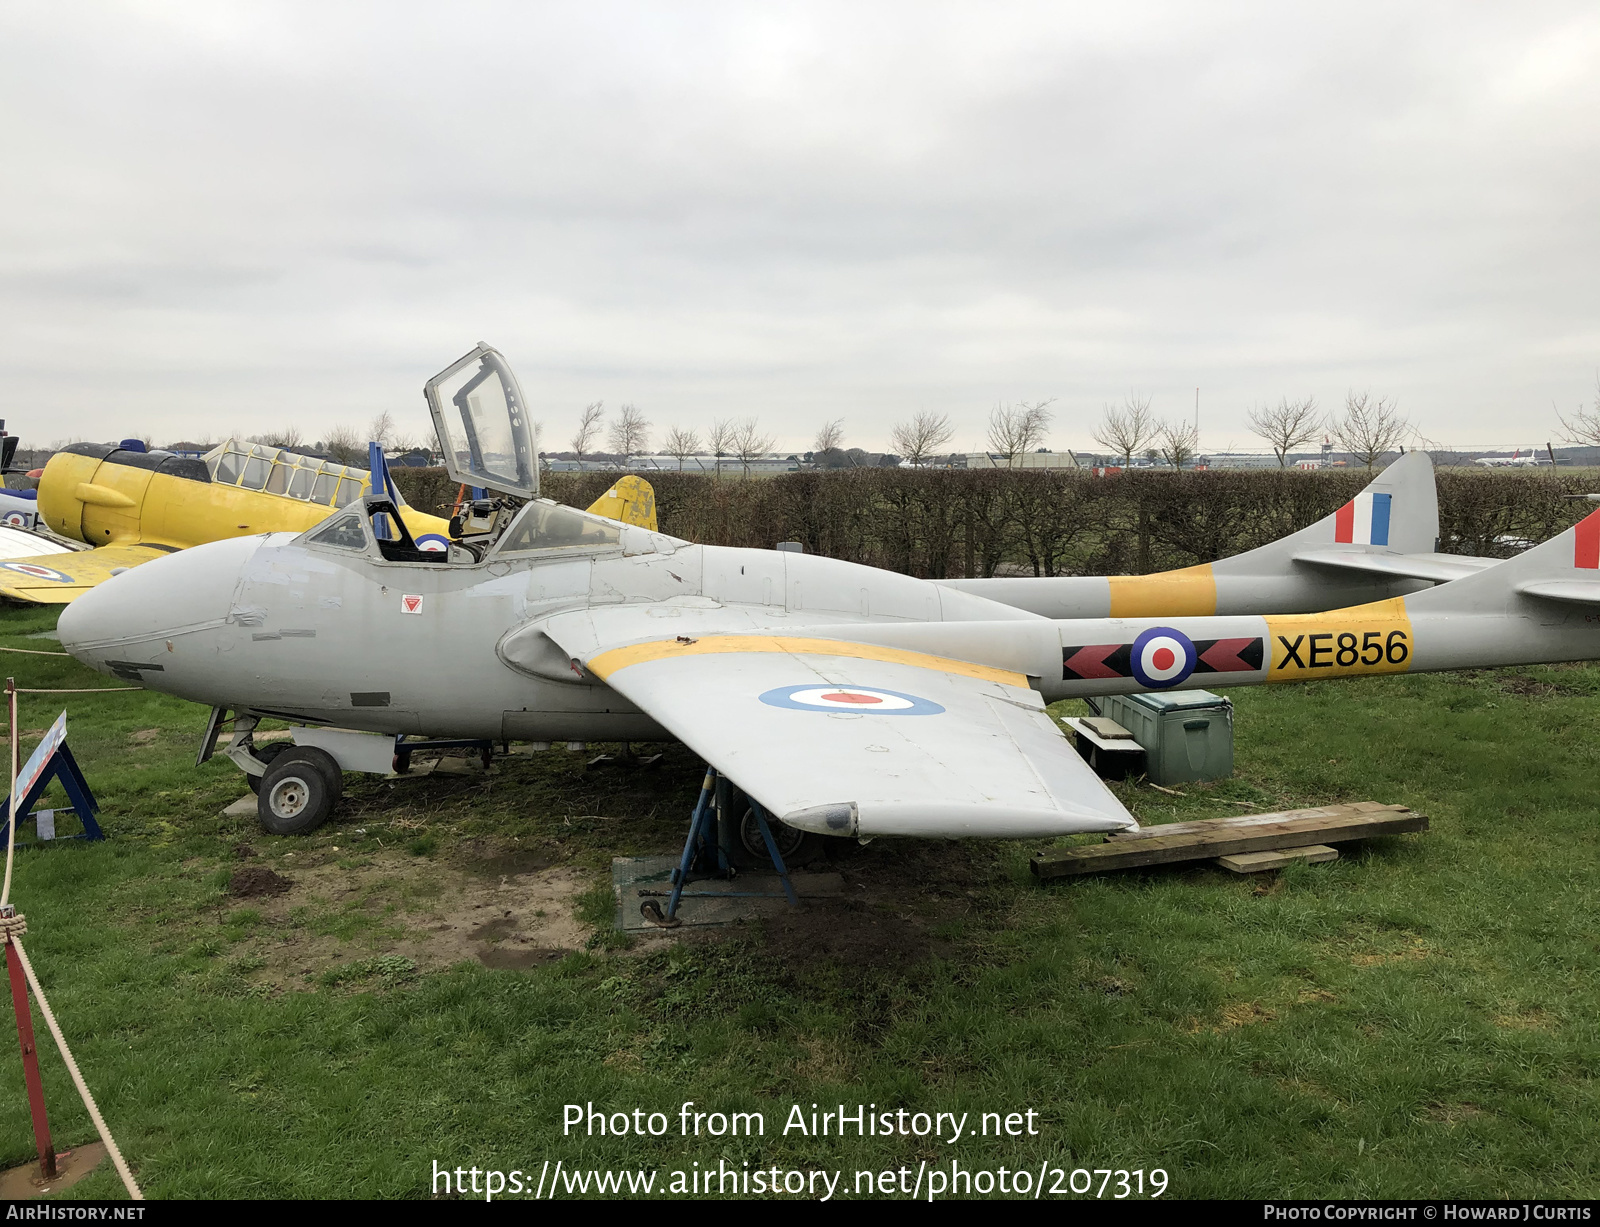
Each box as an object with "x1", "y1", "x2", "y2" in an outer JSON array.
[{"x1": 933, "y1": 451, "x2": 1446, "y2": 617}]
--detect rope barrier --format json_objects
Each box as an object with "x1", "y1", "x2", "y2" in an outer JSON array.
[
  {"x1": 14, "y1": 687, "x2": 143, "y2": 694},
  {"x1": 1, "y1": 679, "x2": 143, "y2": 1199},
  {"x1": 0, "y1": 647, "x2": 70, "y2": 658},
  {"x1": 9, "y1": 937, "x2": 142, "y2": 1200}
]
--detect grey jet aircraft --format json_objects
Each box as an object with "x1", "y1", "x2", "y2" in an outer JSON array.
[{"x1": 55, "y1": 346, "x2": 1594, "y2": 850}]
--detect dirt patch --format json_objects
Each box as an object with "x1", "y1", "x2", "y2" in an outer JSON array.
[
  {"x1": 212, "y1": 848, "x2": 590, "y2": 989},
  {"x1": 461, "y1": 845, "x2": 556, "y2": 878},
  {"x1": 228, "y1": 867, "x2": 292, "y2": 898},
  {"x1": 757, "y1": 899, "x2": 937, "y2": 968},
  {"x1": 128, "y1": 728, "x2": 162, "y2": 745},
  {"x1": 478, "y1": 947, "x2": 570, "y2": 970},
  {"x1": 1495, "y1": 675, "x2": 1576, "y2": 698}
]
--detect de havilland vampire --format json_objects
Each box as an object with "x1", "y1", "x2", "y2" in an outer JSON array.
[{"x1": 55, "y1": 345, "x2": 1600, "y2": 844}]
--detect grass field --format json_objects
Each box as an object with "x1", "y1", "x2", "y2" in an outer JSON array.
[{"x1": 0, "y1": 600, "x2": 1596, "y2": 1200}]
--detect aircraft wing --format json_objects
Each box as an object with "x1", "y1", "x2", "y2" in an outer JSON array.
[
  {"x1": 1292, "y1": 548, "x2": 1498, "y2": 584},
  {"x1": 534, "y1": 607, "x2": 1137, "y2": 839},
  {"x1": 0, "y1": 526, "x2": 75, "y2": 562},
  {"x1": 0, "y1": 543, "x2": 176, "y2": 604}
]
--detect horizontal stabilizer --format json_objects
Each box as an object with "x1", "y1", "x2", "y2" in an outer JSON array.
[
  {"x1": 1293, "y1": 549, "x2": 1497, "y2": 584},
  {"x1": 1515, "y1": 580, "x2": 1600, "y2": 605}
]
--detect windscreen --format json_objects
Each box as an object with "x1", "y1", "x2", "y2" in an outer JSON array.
[
  {"x1": 495, "y1": 501, "x2": 622, "y2": 555},
  {"x1": 424, "y1": 345, "x2": 538, "y2": 497}
]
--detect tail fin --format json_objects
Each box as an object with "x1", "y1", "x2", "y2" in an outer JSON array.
[
  {"x1": 1213, "y1": 450, "x2": 1438, "y2": 576},
  {"x1": 586, "y1": 475, "x2": 658, "y2": 531}
]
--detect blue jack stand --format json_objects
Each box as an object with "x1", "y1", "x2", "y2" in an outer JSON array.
[
  {"x1": 639, "y1": 768, "x2": 798, "y2": 927},
  {"x1": 0, "y1": 743, "x2": 101, "y2": 848}
]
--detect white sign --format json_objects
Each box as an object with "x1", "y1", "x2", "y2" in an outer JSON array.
[
  {"x1": 400, "y1": 595, "x2": 423, "y2": 615},
  {"x1": 15, "y1": 711, "x2": 66, "y2": 803}
]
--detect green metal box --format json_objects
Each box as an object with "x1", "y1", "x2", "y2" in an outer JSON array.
[{"x1": 1098, "y1": 690, "x2": 1234, "y2": 786}]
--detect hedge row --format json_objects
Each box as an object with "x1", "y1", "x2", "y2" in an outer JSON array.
[{"x1": 389, "y1": 466, "x2": 1600, "y2": 579}]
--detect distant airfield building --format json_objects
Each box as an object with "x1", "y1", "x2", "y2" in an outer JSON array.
[{"x1": 958, "y1": 450, "x2": 1080, "y2": 470}]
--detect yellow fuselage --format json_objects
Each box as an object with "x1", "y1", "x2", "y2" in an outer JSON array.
[{"x1": 37, "y1": 449, "x2": 448, "y2": 549}]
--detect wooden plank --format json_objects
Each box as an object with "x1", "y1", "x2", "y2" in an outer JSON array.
[
  {"x1": 1107, "y1": 802, "x2": 1406, "y2": 841},
  {"x1": 1061, "y1": 717, "x2": 1144, "y2": 753},
  {"x1": 1031, "y1": 808, "x2": 1427, "y2": 878},
  {"x1": 1216, "y1": 845, "x2": 1339, "y2": 874}
]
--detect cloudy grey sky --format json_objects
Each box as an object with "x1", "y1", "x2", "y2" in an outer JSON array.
[{"x1": 2, "y1": 1, "x2": 1597, "y2": 454}]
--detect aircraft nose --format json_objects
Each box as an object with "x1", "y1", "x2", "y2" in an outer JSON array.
[{"x1": 58, "y1": 535, "x2": 264, "y2": 672}]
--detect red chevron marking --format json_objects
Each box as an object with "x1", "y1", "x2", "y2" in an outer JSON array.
[
  {"x1": 1065, "y1": 644, "x2": 1124, "y2": 678},
  {"x1": 1199, "y1": 638, "x2": 1260, "y2": 672}
]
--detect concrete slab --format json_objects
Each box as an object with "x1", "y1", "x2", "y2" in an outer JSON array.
[
  {"x1": 0, "y1": 1142, "x2": 107, "y2": 1199},
  {"x1": 613, "y1": 855, "x2": 844, "y2": 931},
  {"x1": 222, "y1": 794, "x2": 257, "y2": 817}
]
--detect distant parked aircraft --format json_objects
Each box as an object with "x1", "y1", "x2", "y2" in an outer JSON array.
[{"x1": 1474, "y1": 449, "x2": 1549, "y2": 468}]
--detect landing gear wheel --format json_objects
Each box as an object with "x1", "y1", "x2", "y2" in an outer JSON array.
[
  {"x1": 245, "y1": 742, "x2": 291, "y2": 795},
  {"x1": 284, "y1": 745, "x2": 344, "y2": 801},
  {"x1": 729, "y1": 806, "x2": 821, "y2": 870},
  {"x1": 256, "y1": 748, "x2": 341, "y2": 835}
]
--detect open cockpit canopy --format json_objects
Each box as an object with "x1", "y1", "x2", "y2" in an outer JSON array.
[{"x1": 423, "y1": 343, "x2": 539, "y2": 499}]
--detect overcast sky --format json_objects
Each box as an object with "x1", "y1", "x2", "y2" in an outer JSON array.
[{"x1": 2, "y1": 1, "x2": 1598, "y2": 455}]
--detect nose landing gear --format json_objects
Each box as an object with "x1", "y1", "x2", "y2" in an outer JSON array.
[{"x1": 256, "y1": 747, "x2": 344, "y2": 835}]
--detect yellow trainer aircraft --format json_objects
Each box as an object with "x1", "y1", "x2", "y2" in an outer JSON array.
[{"x1": 0, "y1": 440, "x2": 660, "y2": 604}]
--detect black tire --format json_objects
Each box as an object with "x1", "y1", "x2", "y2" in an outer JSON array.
[
  {"x1": 281, "y1": 745, "x2": 344, "y2": 801},
  {"x1": 728, "y1": 804, "x2": 822, "y2": 870},
  {"x1": 257, "y1": 750, "x2": 339, "y2": 835},
  {"x1": 245, "y1": 742, "x2": 292, "y2": 795}
]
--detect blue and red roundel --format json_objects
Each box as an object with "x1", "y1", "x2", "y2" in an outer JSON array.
[
  {"x1": 759, "y1": 685, "x2": 945, "y2": 715},
  {"x1": 0, "y1": 562, "x2": 69, "y2": 583},
  {"x1": 1129, "y1": 627, "x2": 1197, "y2": 689}
]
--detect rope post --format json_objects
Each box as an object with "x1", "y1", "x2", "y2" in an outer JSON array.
[
  {"x1": 2, "y1": 910, "x2": 53, "y2": 1181},
  {"x1": 2, "y1": 679, "x2": 53, "y2": 1179}
]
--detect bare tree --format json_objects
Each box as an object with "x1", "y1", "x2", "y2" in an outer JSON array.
[
  {"x1": 732, "y1": 417, "x2": 774, "y2": 479},
  {"x1": 889, "y1": 412, "x2": 955, "y2": 466},
  {"x1": 571, "y1": 401, "x2": 605, "y2": 468},
  {"x1": 986, "y1": 400, "x2": 1054, "y2": 465},
  {"x1": 708, "y1": 418, "x2": 735, "y2": 477},
  {"x1": 323, "y1": 425, "x2": 364, "y2": 464},
  {"x1": 813, "y1": 419, "x2": 845, "y2": 454},
  {"x1": 1158, "y1": 418, "x2": 1200, "y2": 469},
  {"x1": 1557, "y1": 380, "x2": 1600, "y2": 447},
  {"x1": 247, "y1": 426, "x2": 304, "y2": 450},
  {"x1": 367, "y1": 411, "x2": 395, "y2": 448},
  {"x1": 607, "y1": 403, "x2": 651, "y2": 464},
  {"x1": 663, "y1": 424, "x2": 701, "y2": 471},
  {"x1": 1091, "y1": 395, "x2": 1156, "y2": 468},
  {"x1": 1330, "y1": 391, "x2": 1410, "y2": 469},
  {"x1": 1247, "y1": 396, "x2": 1321, "y2": 466}
]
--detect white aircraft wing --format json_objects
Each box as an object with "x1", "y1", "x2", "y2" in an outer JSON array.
[
  {"x1": 1292, "y1": 548, "x2": 1499, "y2": 584},
  {"x1": 534, "y1": 607, "x2": 1137, "y2": 840}
]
